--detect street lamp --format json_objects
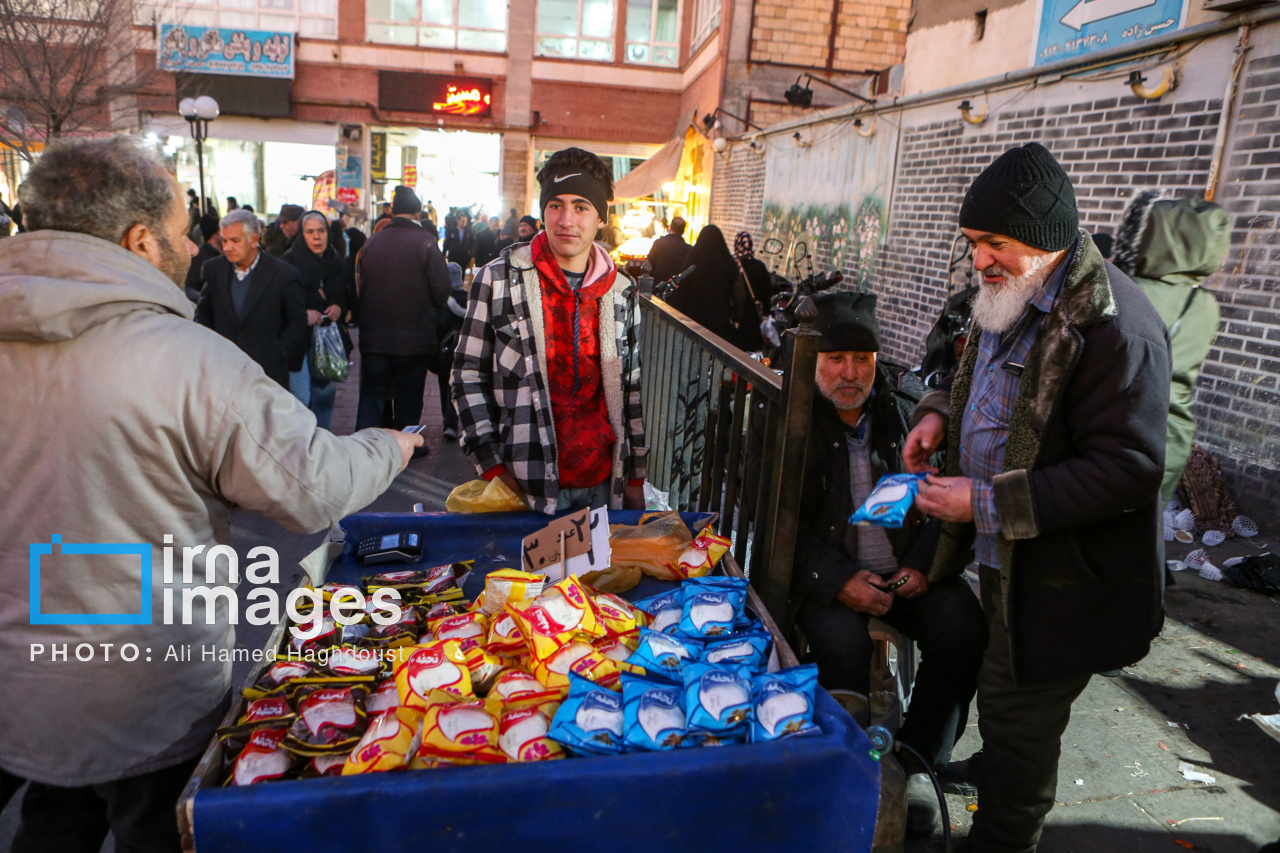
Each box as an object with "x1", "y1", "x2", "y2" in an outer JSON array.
[{"x1": 178, "y1": 95, "x2": 219, "y2": 215}]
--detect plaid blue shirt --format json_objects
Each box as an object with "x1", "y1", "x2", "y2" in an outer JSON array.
[{"x1": 961, "y1": 242, "x2": 1075, "y2": 567}]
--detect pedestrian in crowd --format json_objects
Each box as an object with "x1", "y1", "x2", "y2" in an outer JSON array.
[
  {"x1": 0, "y1": 135, "x2": 419, "y2": 853},
  {"x1": 444, "y1": 210, "x2": 475, "y2": 272},
  {"x1": 437, "y1": 261, "x2": 468, "y2": 440},
  {"x1": 354, "y1": 185, "x2": 452, "y2": 433},
  {"x1": 242, "y1": 204, "x2": 256, "y2": 216},
  {"x1": 327, "y1": 204, "x2": 349, "y2": 257},
  {"x1": 194, "y1": 209, "x2": 308, "y2": 389},
  {"x1": 903, "y1": 142, "x2": 1170, "y2": 853},
  {"x1": 493, "y1": 226, "x2": 515, "y2": 256},
  {"x1": 1113, "y1": 190, "x2": 1228, "y2": 505},
  {"x1": 733, "y1": 231, "x2": 776, "y2": 309},
  {"x1": 504, "y1": 206, "x2": 518, "y2": 237},
  {"x1": 260, "y1": 203, "x2": 304, "y2": 256},
  {"x1": 375, "y1": 201, "x2": 392, "y2": 225},
  {"x1": 516, "y1": 214, "x2": 539, "y2": 242},
  {"x1": 283, "y1": 210, "x2": 351, "y2": 429},
  {"x1": 667, "y1": 224, "x2": 761, "y2": 351},
  {"x1": 0, "y1": 192, "x2": 15, "y2": 238},
  {"x1": 757, "y1": 290, "x2": 985, "y2": 835},
  {"x1": 454, "y1": 146, "x2": 648, "y2": 514},
  {"x1": 599, "y1": 213, "x2": 625, "y2": 250},
  {"x1": 226, "y1": 195, "x2": 238, "y2": 212},
  {"x1": 184, "y1": 212, "x2": 222, "y2": 303},
  {"x1": 646, "y1": 215, "x2": 691, "y2": 284},
  {"x1": 186, "y1": 188, "x2": 200, "y2": 231},
  {"x1": 473, "y1": 215, "x2": 500, "y2": 268},
  {"x1": 425, "y1": 199, "x2": 438, "y2": 226}
]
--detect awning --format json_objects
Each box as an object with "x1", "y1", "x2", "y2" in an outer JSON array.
[{"x1": 613, "y1": 135, "x2": 684, "y2": 201}]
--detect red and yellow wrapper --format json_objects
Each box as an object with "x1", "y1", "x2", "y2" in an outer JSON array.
[
  {"x1": 394, "y1": 641, "x2": 473, "y2": 708},
  {"x1": 342, "y1": 706, "x2": 425, "y2": 775},
  {"x1": 498, "y1": 698, "x2": 564, "y2": 762},
  {"x1": 506, "y1": 577, "x2": 603, "y2": 661}
]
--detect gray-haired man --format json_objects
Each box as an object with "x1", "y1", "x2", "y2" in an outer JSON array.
[
  {"x1": 194, "y1": 208, "x2": 308, "y2": 389},
  {"x1": 0, "y1": 136, "x2": 420, "y2": 851}
]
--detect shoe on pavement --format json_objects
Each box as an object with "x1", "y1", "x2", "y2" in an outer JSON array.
[
  {"x1": 906, "y1": 772, "x2": 940, "y2": 836},
  {"x1": 938, "y1": 750, "x2": 982, "y2": 797},
  {"x1": 412, "y1": 444, "x2": 430, "y2": 459},
  {"x1": 442, "y1": 427, "x2": 459, "y2": 440}
]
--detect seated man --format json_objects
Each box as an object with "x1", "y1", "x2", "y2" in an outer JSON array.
[{"x1": 792, "y1": 291, "x2": 987, "y2": 833}]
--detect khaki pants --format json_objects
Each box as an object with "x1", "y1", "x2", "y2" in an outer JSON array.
[{"x1": 970, "y1": 565, "x2": 1091, "y2": 853}]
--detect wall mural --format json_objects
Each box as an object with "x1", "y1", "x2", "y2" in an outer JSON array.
[{"x1": 759, "y1": 119, "x2": 898, "y2": 288}]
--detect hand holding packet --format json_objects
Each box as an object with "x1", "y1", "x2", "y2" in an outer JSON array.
[{"x1": 849, "y1": 472, "x2": 927, "y2": 528}]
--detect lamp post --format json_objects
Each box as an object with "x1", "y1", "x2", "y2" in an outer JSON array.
[{"x1": 178, "y1": 95, "x2": 220, "y2": 215}]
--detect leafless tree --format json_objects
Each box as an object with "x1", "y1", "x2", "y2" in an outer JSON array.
[{"x1": 0, "y1": 0, "x2": 152, "y2": 161}]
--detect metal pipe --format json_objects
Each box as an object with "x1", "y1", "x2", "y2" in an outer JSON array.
[{"x1": 1206, "y1": 25, "x2": 1251, "y2": 202}]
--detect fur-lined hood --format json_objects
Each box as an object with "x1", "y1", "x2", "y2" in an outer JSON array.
[{"x1": 1112, "y1": 190, "x2": 1229, "y2": 286}]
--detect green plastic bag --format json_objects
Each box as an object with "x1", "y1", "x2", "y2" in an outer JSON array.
[{"x1": 310, "y1": 322, "x2": 350, "y2": 383}]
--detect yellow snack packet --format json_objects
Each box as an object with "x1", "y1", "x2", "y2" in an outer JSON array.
[
  {"x1": 593, "y1": 634, "x2": 638, "y2": 661},
  {"x1": 507, "y1": 576, "x2": 603, "y2": 661},
  {"x1": 590, "y1": 592, "x2": 640, "y2": 638},
  {"x1": 484, "y1": 609, "x2": 527, "y2": 656},
  {"x1": 419, "y1": 697, "x2": 499, "y2": 754},
  {"x1": 531, "y1": 642, "x2": 632, "y2": 691},
  {"x1": 342, "y1": 706, "x2": 425, "y2": 775},
  {"x1": 484, "y1": 668, "x2": 560, "y2": 715},
  {"x1": 498, "y1": 698, "x2": 564, "y2": 762},
  {"x1": 394, "y1": 641, "x2": 473, "y2": 708},
  {"x1": 463, "y1": 644, "x2": 505, "y2": 693},
  {"x1": 431, "y1": 612, "x2": 488, "y2": 648},
  {"x1": 482, "y1": 569, "x2": 547, "y2": 616},
  {"x1": 677, "y1": 531, "x2": 733, "y2": 578}
]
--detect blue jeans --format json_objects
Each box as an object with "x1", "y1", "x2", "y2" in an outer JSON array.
[
  {"x1": 288, "y1": 357, "x2": 310, "y2": 407},
  {"x1": 310, "y1": 377, "x2": 336, "y2": 430}
]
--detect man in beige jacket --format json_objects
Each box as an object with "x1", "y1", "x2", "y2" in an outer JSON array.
[{"x1": 0, "y1": 136, "x2": 420, "y2": 852}]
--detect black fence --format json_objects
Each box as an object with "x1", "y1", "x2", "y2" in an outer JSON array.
[{"x1": 638, "y1": 294, "x2": 820, "y2": 632}]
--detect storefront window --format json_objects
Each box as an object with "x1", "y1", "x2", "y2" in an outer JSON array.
[
  {"x1": 535, "y1": 0, "x2": 614, "y2": 61},
  {"x1": 624, "y1": 0, "x2": 676, "y2": 67},
  {"x1": 689, "y1": 0, "x2": 717, "y2": 50},
  {"x1": 367, "y1": 0, "x2": 507, "y2": 51},
  {"x1": 143, "y1": 0, "x2": 338, "y2": 38}
]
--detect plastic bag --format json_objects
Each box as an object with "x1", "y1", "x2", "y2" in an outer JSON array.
[
  {"x1": 310, "y1": 322, "x2": 350, "y2": 383},
  {"x1": 608, "y1": 513, "x2": 693, "y2": 581},
  {"x1": 445, "y1": 478, "x2": 528, "y2": 513}
]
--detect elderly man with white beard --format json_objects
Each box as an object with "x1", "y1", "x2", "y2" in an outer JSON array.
[{"x1": 902, "y1": 142, "x2": 1171, "y2": 853}]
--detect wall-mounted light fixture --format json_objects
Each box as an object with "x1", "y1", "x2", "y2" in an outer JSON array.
[
  {"x1": 958, "y1": 99, "x2": 987, "y2": 125},
  {"x1": 793, "y1": 132, "x2": 812, "y2": 148},
  {"x1": 701, "y1": 107, "x2": 765, "y2": 135},
  {"x1": 1128, "y1": 67, "x2": 1176, "y2": 100},
  {"x1": 853, "y1": 117, "x2": 874, "y2": 138},
  {"x1": 784, "y1": 74, "x2": 876, "y2": 109}
]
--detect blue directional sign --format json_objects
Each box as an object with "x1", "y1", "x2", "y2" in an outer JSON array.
[{"x1": 1034, "y1": 0, "x2": 1186, "y2": 65}]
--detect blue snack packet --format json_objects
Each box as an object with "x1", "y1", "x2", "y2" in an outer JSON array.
[
  {"x1": 678, "y1": 577, "x2": 748, "y2": 638},
  {"x1": 683, "y1": 662, "x2": 754, "y2": 735},
  {"x1": 849, "y1": 473, "x2": 927, "y2": 528},
  {"x1": 751, "y1": 664, "x2": 821, "y2": 743},
  {"x1": 548, "y1": 675, "x2": 626, "y2": 755},
  {"x1": 701, "y1": 632, "x2": 772, "y2": 674},
  {"x1": 632, "y1": 589, "x2": 684, "y2": 635},
  {"x1": 621, "y1": 672, "x2": 687, "y2": 751},
  {"x1": 625, "y1": 628, "x2": 702, "y2": 678}
]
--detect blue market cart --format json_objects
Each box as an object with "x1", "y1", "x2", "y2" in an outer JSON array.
[{"x1": 177, "y1": 511, "x2": 881, "y2": 853}]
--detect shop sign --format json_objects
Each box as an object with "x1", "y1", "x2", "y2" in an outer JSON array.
[
  {"x1": 157, "y1": 24, "x2": 295, "y2": 80},
  {"x1": 370, "y1": 133, "x2": 387, "y2": 181},
  {"x1": 432, "y1": 79, "x2": 491, "y2": 117},
  {"x1": 336, "y1": 188, "x2": 361, "y2": 206},
  {"x1": 403, "y1": 165, "x2": 418, "y2": 188},
  {"x1": 1033, "y1": 0, "x2": 1186, "y2": 65}
]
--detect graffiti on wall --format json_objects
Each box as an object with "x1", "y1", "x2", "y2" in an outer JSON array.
[{"x1": 760, "y1": 195, "x2": 887, "y2": 288}]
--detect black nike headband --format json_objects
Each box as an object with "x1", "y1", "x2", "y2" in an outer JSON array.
[{"x1": 539, "y1": 167, "x2": 609, "y2": 222}]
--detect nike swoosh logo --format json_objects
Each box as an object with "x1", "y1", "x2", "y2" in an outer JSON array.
[{"x1": 552, "y1": 173, "x2": 582, "y2": 182}]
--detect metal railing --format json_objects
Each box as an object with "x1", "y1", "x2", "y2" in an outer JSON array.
[{"x1": 639, "y1": 294, "x2": 820, "y2": 632}]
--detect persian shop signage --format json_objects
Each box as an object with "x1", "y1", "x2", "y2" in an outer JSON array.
[
  {"x1": 157, "y1": 24, "x2": 294, "y2": 80},
  {"x1": 433, "y1": 80, "x2": 491, "y2": 117}
]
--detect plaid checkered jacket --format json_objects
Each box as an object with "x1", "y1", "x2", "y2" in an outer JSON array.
[{"x1": 451, "y1": 242, "x2": 648, "y2": 514}]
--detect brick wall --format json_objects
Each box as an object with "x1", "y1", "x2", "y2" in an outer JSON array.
[
  {"x1": 709, "y1": 142, "x2": 767, "y2": 243},
  {"x1": 1193, "y1": 51, "x2": 1280, "y2": 521},
  {"x1": 832, "y1": 1, "x2": 910, "y2": 72},
  {"x1": 749, "y1": 0, "x2": 907, "y2": 70},
  {"x1": 748, "y1": 100, "x2": 813, "y2": 130}
]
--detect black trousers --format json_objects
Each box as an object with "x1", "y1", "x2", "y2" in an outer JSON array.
[
  {"x1": 0, "y1": 756, "x2": 200, "y2": 853},
  {"x1": 355, "y1": 352, "x2": 433, "y2": 430},
  {"x1": 796, "y1": 575, "x2": 987, "y2": 767}
]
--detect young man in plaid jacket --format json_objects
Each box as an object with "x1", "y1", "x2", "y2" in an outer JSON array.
[{"x1": 451, "y1": 147, "x2": 648, "y2": 514}]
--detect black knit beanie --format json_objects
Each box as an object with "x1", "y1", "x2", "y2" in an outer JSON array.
[
  {"x1": 391, "y1": 185, "x2": 422, "y2": 216},
  {"x1": 959, "y1": 142, "x2": 1078, "y2": 252},
  {"x1": 813, "y1": 291, "x2": 881, "y2": 353}
]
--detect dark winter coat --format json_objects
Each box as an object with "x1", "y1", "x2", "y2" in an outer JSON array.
[
  {"x1": 355, "y1": 217, "x2": 451, "y2": 357},
  {"x1": 443, "y1": 224, "x2": 476, "y2": 269},
  {"x1": 646, "y1": 232, "x2": 691, "y2": 284},
  {"x1": 474, "y1": 227, "x2": 499, "y2": 268},
  {"x1": 194, "y1": 251, "x2": 308, "y2": 387},
  {"x1": 259, "y1": 222, "x2": 293, "y2": 257},
  {"x1": 282, "y1": 242, "x2": 350, "y2": 317},
  {"x1": 915, "y1": 229, "x2": 1171, "y2": 685}
]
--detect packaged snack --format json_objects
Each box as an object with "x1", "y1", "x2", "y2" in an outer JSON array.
[
  {"x1": 498, "y1": 699, "x2": 564, "y2": 762},
  {"x1": 481, "y1": 569, "x2": 547, "y2": 616},
  {"x1": 677, "y1": 577, "x2": 748, "y2": 638},
  {"x1": 218, "y1": 722, "x2": 290, "y2": 758},
  {"x1": 632, "y1": 589, "x2": 683, "y2": 635},
  {"x1": 286, "y1": 686, "x2": 369, "y2": 753},
  {"x1": 484, "y1": 669, "x2": 559, "y2": 715},
  {"x1": 423, "y1": 601, "x2": 466, "y2": 623},
  {"x1": 244, "y1": 660, "x2": 316, "y2": 700},
  {"x1": 625, "y1": 628, "x2": 701, "y2": 678},
  {"x1": 341, "y1": 622, "x2": 370, "y2": 645},
  {"x1": 531, "y1": 642, "x2": 613, "y2": 691},
  {"x1": 342, "y1": 706, "x2": 425, "y2": 774},
  {"x1": 484, "y1": 610, "x2": 527, "y2": 656},
  {"x1": 591, "y1": 592, "x2": 642, "y2": 638},
  {"x1": 608, "y1": 513, "x2": 693, "y2": 580},
  {"x1": 849, "y1": 472, "x2": 927, "y2": 528},
  {"x1": 431, "y1": 612, "x2": 488, "y2": 648},
  {"x1": 323, "y1": 645, "x2": 382, "y2": 679},
  {"x1": 230, "y1": 738, "x2": 293, "y2": 786},
  {"x1": 676, "y1": 530, "x2": 732, "y2": 579},
  {"x1": 239, "y1": 695, "x2": 295, "y2": 727},
  {"x1": 365, "y1": 678, "x2": 401, "y2": 715},
  {"x1": 683, "y1": 663, "x2": 753, "y2": 736},
  {"x1": 419, "y1": 697, "x2": 499, "y2": 755},
  {"x1": 701, "y1": 632, "x2": 772, "y2": 674},
  {"x1": 548, "y1": 675, "x2": 627, "y2": 755},
  {"x1": 303, "y1": 753, "x2": 351, "y2": 778},
  {"x1": 290, "y1": 615, "x2": 340, "y2": 655},
  {"x1": 361, "y1": 606, "x2": 419, "y2": 649},
  {"x1": 394, "y1": 641, "x2": 473, "y2": 708},
  {"x1": 462, "y1": 643, "x2": 505, "y2": 693},
  {"x1": 506, "y1": 577, "x2": 602, "y2": 661},
  {"x1": 751, "y1": 665, "x2": 821, "y2": 742},
  {"x1": 593, "y1": 635, "x2": 637, "y2": 662},
  {"x1": 367, "y1": 563, "x2": 470, "y2": 604},
  {"x1": 621, "y1": 673, "x2": 687, "y2": 751}
]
